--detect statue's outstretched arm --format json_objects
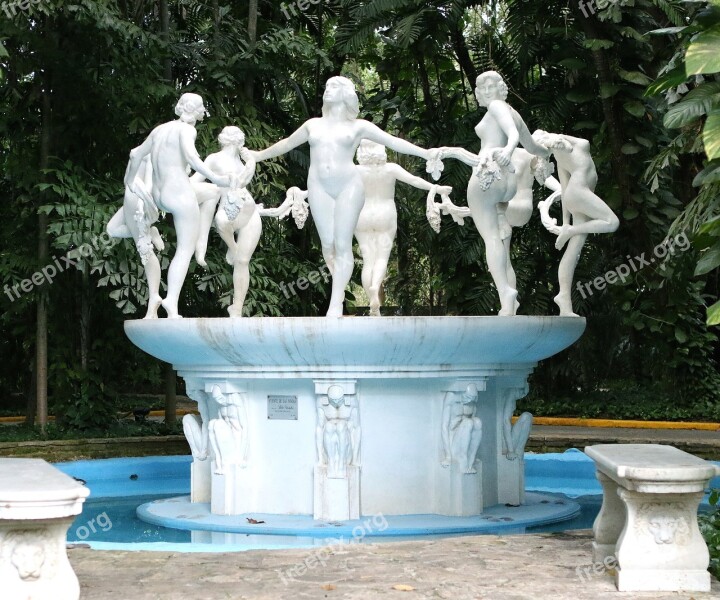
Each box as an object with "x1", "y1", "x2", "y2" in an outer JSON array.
[
  {"x1": 181, "y1": 128, "x2": 229, "y2": 187},
  {"x1": 251, "y1": 123, "x2": 310, "y2": 162},
  {"x1": 360, "y1": 121, "x2": 431, "y2": 160}
]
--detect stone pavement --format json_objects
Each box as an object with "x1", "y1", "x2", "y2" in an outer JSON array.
[{"x1": 69, "y1": 530, "x2": 720, "y2": 600}]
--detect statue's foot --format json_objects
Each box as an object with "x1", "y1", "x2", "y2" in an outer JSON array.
[
  {"x1": 195, "y1": 251, "x2": 207, "y2": 268},
  {"x1": 441, "y1": 459, "x2": 451, "y2": 469},
  {"x1": 161, "y1": 298, "x2": 183, "y2": 319},
  {"x1": 369, "y1": 307, "x2": 381, "y2": 317},
  {"x1": 555, "y1": 225, "x2": 573, "y2": 250},
  {"x1": 143, "y1": 295, "x2": 162, "y2": 319},
  {"x1": 227, "y1": 303, "x2": 244, "y2": 318},
  {"x1": 326, "y1": 303, "x2": 343, "y2": 317},
  {"x1": 464, "y1": 467, "x2": 478, "y2": 474},
  {"x1": 150, "y1": 227, "x2": 165, "y2": 251},
  {"x1": 554, "y1": 293, "x2": 578, "y2": 317},
  {"x1": 498, "y1": 288, "x2": 518, "y2": 316}
]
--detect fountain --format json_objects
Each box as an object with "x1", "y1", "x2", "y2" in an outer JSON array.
[{"x1": 112, "y1": 74, "x2": 618, "y2": 538}]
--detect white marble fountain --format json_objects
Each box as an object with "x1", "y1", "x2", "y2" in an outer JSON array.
[{"x1": 112, "y1": 74, "x2": 618, "y2": 536}]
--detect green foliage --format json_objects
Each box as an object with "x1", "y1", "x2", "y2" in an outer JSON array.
[
  {"x1": 699, "y1": 489, "x2": 720, "y2": 579},
  {"x1": 50, "y1": 363, "x2": 118, "y2": 430}
]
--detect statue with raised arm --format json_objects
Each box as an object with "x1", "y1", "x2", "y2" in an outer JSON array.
[
  {"x1": 439, "y1": 71, "x2": 552, "y2": 316},
  {"x1": 315, "y1": 384, "x2": 361, "y2": 479},
  {"x1": 532, "y1": 131, "x2": 620, "y2": 316},
  {"x1": 440, "y1": 384, "x2": 483, "y2": 474},
  {"x1": 106, "y1": 155, "x2": 165, "y2": 319},
  {"x1": 501, "y1": 387, "x2": 532, "y2": 461},
  {"x1": 249, "y1": 76, "x2": 474, "y2": 317},
  {"x1": 355, "y1": 140, "x2": 453, "y2": 316},
  {"x1": 208, "y1": 386, "x2": 249, "y2": 475},
  {"x1": 123, "y1": 93, "x2": 230, "y2": 319}
]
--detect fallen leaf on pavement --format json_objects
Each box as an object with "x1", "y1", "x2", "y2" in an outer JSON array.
[{"x1": 392, "y1": 584, "x2": 415, "y2": 591}]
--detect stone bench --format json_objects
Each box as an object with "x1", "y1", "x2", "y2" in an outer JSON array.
[
  {"x1": 585, "y1": 443, "x2": 720, "y2": 592},
  {"x1": 0, "y1": 458, "x2": 90, "y2": 600}
]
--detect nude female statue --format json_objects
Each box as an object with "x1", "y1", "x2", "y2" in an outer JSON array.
[
  {"x1": 123, "y1": 93, "x2": 230, "y2": 318},
  {"x1": 355, "y1": 140, "x2": 452, "y2": 316},
  {"x1": 440, "y1": 71, "x2": 551, "y2": 316},
  {"x1": 533, "y1": 131, "x2": 619, "y2": 316},
  {"x1": 440, "y1": 384, "x2": 483, "y2": 474},
  {"x1": 249, "y1": 76, "x2": 469, "y2": 317}
]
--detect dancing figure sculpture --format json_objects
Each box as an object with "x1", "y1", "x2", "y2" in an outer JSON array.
[
  {"x1": 122, "y1": 93, "x2": 230, "y2": 318},
  {"x1": 106, "y1": 156, "x2": 165, "y2": 319},
  {"x1": 249, "y1": 76, "x2": 471, "y2": 316},
  {"x1": 442, "y1": 71, "x2": 551, "y2": 316},
  {"x1": 441, "y1": 384, "x2": 483, "y2": 474},
  {"x1": 533, "y1": 131, "x2": 619, "y2": 316},
  {"x1": 315, "y1": 384, "x2": 361, "y2": 479},
  {"x1": 355, "y1": 140, "x2": 453, "y2": 316}
]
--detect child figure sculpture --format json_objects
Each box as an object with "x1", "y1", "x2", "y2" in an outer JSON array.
[{"x1": 355, "y1": 140, "x2": 452, "y2": 316}]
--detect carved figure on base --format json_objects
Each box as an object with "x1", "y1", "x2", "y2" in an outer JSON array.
[
  {"x1": 441, "y1": 384, "x2": 483, "y2": 474},
  {"x1": 208, "y1": 386, "x2": 249, "y2": 475},
  {"x1": 501, "y1": 387, "x2": 532, "y2": 461},
  {"x1": 315, "y1": 384, "x2": 361, "y2": 478}
]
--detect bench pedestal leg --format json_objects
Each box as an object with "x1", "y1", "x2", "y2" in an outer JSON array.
[
  {"x1": 615, "y1": 489, "x2": 710, "y2": 592},
  {"x1": 1, "y1": 517, "x2": 81, "y2": 600},
  {"x1": 592, "y1": 471, "x2": 625, "y2": 564}
]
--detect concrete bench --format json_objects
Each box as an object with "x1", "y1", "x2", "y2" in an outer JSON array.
[
  {"x1": 0, "y1": 458, "x2": 89, "y2": 600},
  {"x1": 585, "y1": 443, "x2": 720, "y2": 592}
]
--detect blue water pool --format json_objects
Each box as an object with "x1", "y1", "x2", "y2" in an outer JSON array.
[{"x1": 57, "y1": 450, "x2": 719, "y2": 552}]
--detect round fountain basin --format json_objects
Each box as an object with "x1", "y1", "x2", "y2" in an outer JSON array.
[{"x1": 125, "y1": 316, "x2": 585, "y2": 522}]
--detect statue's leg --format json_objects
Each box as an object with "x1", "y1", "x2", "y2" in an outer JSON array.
[
  {"x1": 324, "y1": 421, "x2": 341, "y2": 476},
  {"x1": 467, "y1": 178, "x2": 517, "y2": 316},
  {"x1": 308, "y1": 184, "x2": 337, "y2": 279},
  {"x1": 107, "y1": 207, "x2": 132, "y2": 238},
  {"x1": 122, "y1": 195, "x2": 162, "y2": 319},
  {"x1": 208, "y1": 420, "x2": 225, "y2": 475},
  {"x1": 452, "y1": 419, "x2": 475, "y2": 473},
  {"x1": 194, "y1": 184, "x2": 221, "y2": 267},
  {"x1": 162, "y1": 193, "x2": 200, "y2": 319},
  {"x1": 327, "y1": 178, "x2": 365, "y2": 317},
  {"x1": 468, "y1": 417, "x2": 483, "y2": 471},
  {"x1": 511, "y1": 412, "x2": 533, "y2": 456},
  {"x1": 555, "y1": 187, "x2": 619, "y2": 249},
  {"x1": 354, "y1": 228, "x2": 377, "y2": 310},
  {"x1": 368, "y1": 220, "x2": 396, "y2": 316},
  {"x1": 555, "y1": 212, "x2": 588, "y2": 317},
  {"x1": 228, "y1": 211, "x2": 262, "y2": 318}
]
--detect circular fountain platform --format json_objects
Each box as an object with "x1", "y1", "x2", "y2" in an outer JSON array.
[
  {"x1": 137, "y1": 492, "x2": 580, "y2": 537},
  {"x1": 125, "y1": 316, "x2": 585, "y2": 523}
]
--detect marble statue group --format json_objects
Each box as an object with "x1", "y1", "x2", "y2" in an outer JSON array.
[{"x1": 108, "y1": 72, "x2": 618, "y2": 319}]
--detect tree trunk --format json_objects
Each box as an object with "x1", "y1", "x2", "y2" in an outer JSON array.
[
  {"x1": 79, "y1": 262, "x2": 90, "y2": 371},
  {"x1": 159, "y1": 0, "x2": 172, "y2": 82},
  {"x1": 36, "y1": 76, "x2": 52, "y2": 433},
  {"x1": 244, "y1": 0, "x2": 259, "y2": 100}
]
